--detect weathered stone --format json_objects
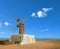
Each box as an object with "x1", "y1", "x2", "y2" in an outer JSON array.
[{"x1": 10, "y1": 34, "x2": 36, "y2": 45}]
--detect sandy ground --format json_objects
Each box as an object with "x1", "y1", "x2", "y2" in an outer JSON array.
[{"x1": 0, "y1": 40, "x2": 60, "y2": 49}]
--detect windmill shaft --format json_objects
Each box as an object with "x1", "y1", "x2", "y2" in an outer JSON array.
[
  {"x1": 18, "y1": 20, "x2": 24, "y2": 34},
  {"x1": 19, "y1": 24, "x2": 24, "y2": 34}
]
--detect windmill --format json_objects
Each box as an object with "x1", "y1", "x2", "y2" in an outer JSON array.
[
  {"x1": 10, "y1": 16, "x2": 36, "y2": 44},
  {"x1": 16, "y1": 17, "x2": 24, "y2": 34},
  {"x1": 11, "y1": 15, "x2": 29, "y2": 35}
]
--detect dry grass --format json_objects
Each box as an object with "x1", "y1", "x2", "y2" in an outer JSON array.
[{"x1": 0, "y1": 40, "x2": 60, "y2": 49}]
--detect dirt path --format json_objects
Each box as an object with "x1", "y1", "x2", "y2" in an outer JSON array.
[{"x1": 0, "y1": 41, "x2": 60, "y2": 49}]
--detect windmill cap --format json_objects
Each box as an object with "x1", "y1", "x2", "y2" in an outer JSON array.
[{"x1": 17, "y1": 18, "x2": 20, "y2": 22}]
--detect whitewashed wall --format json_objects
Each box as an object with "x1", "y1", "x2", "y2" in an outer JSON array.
[{"x1": 20, "y1": 34, "x2": 36, "y2": 45}]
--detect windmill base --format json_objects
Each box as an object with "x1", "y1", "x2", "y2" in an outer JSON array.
[
  {"x1": 20, "y1": 34, "x2": 36, "y2": 45},
  {"x1": 10, "y1": 34, "x2": 36, "y2": 45}
]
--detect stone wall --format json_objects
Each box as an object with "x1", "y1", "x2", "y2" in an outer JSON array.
[
  {"x1": 10, "y1": 35, "x2": 22, "y2": 44},
  {"x1": 10, "y1": 34, "x2": 36, "y2": 45},
  {"x1": 0, "y1": 40, "x2": 10, "y2": 45}
]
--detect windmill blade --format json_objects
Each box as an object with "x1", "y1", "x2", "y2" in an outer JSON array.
[
  {"x1": 12, "y1": 13, "x2": 20, "y2": 19},
  {"x1": 22, "y1": 16, "x2": 34, "y2": 24},
  {"x1": 11, "y1": 13, "x2": 20, "y2": 21},
  {"x1": 21, "y1": 16, "x2": 30, "y2": 22},
  {"x1": 11, "y1": 16, "x2": 29, "y2": 33},
  {"x1": 16, "y1": 17, "x2": 20, "y2": 22}
]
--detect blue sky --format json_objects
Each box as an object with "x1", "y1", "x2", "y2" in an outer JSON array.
[{"x1": 0, "y1": 0, "x2": 60, "y2": 39}]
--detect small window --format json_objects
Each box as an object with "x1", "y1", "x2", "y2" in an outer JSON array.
[{"x1": 15, "y1": 41, "x2": 19, "y2": 44}]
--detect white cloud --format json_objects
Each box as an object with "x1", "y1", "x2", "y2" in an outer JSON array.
[
  {"x1": 42, "y1": 8, "x2": 53, "y2": 12},
  {"x1": 37, "y1": 11, "x2": 47, "y2": 18},
  {"x1": 31, "y1": 8, "x2": 53, "y2": 18},
  {"x1": 31, "y1": 13, "x2": 36, "y2": 17},
  {"x1": 4, "y1": 22, "x2": 10, "y2": 26},
  {"x1": 40, "y1": 29, "x2": 48, "y2": 32}
]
